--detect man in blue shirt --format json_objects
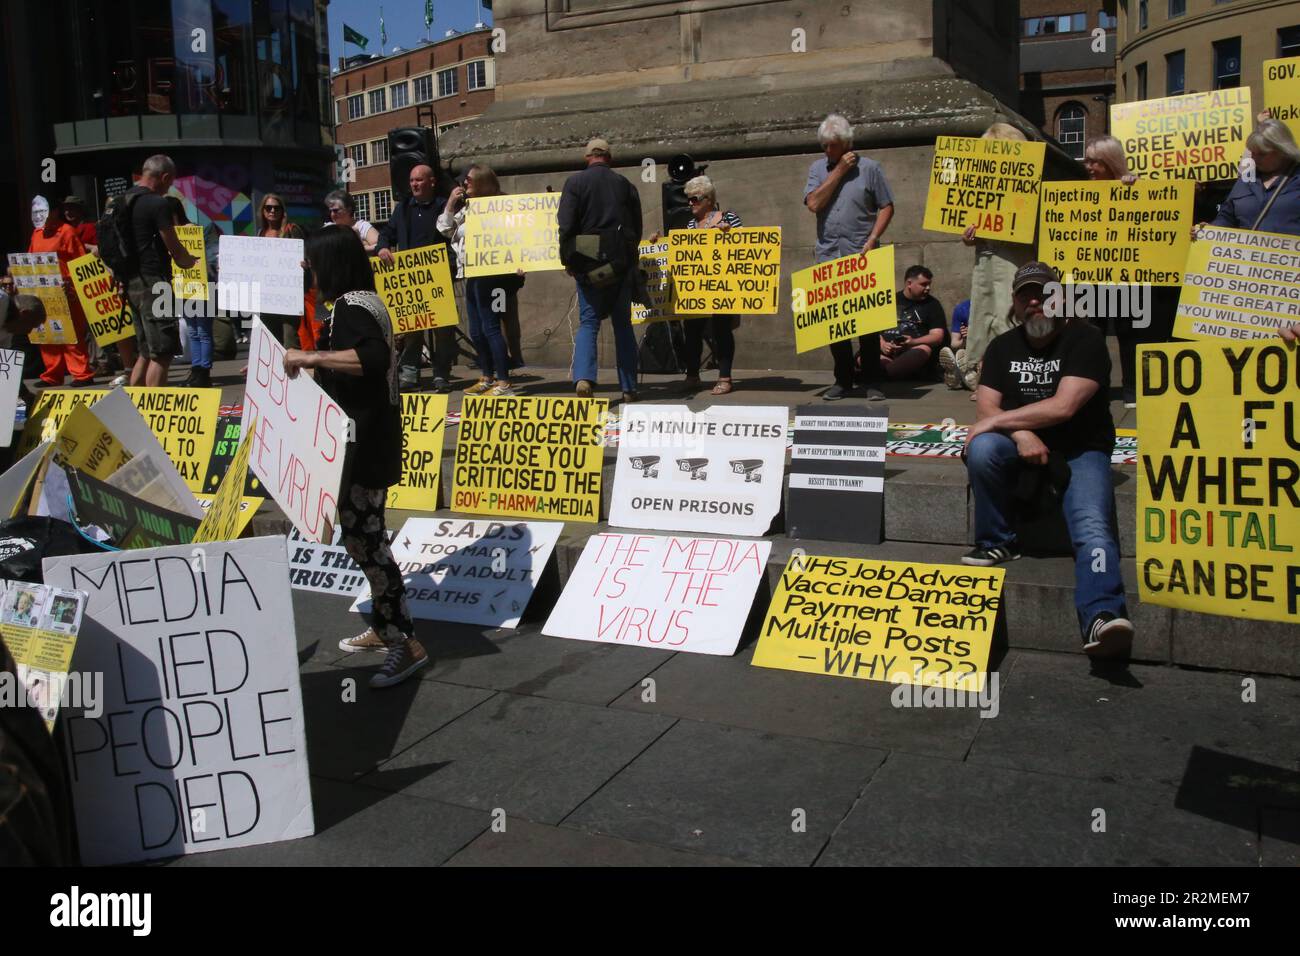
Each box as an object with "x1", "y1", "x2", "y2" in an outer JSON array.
[{"x1": 804, "y1": 113, "x2": 895, "y2": 401}]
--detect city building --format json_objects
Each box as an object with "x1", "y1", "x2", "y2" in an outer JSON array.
[
  {"x1": 1020, "y1": 1, "x2": 1120, "y2": 159},
  {"x1": 330, "y1": 29, "x2": 496, "y2": 225}
]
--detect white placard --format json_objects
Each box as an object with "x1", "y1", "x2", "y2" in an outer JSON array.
[
  {"x1": 0, "y1": 348, "x2": 24, "y2": 448},
  {"x1": 352, "y1": 517, "x2": 563, "y2": 628},
  {"x1": 543, "y1": 532, "x2": 771, "y2": 656},
  {"x1": 42, "y1": 536, "x2": 314, "y2": 866},
  {"x1": 241, "y1": 317, "x2": 349, "y2": 543},
  {"x1": 287, "y1": 526, "x2": 392, "y2": 596},
  {"x1": 217, "y1": 234, "x2": 305, "y2": 316},
  {"x1": 610, "y1": 404, "x2": 787, "y2": 537}
]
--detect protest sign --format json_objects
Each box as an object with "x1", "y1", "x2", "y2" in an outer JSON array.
[
  {"x1": 8, "y1": 252, "x2": 76, "y2": 344},
  {"x1": 923, "y1": 135, "x2": 1044, "y2": 244},
  {"x1": 752, "y1": 555, "x2": 1005, "y2": 690},
  {"x1": 543, "y1": 532, "x2": 770, "y2": 655},
  {"x1": 288, "y1": 526, "x2": 375, "y2": 596},
  {"x1": 195, "y1": 494, "x2": 261, "y2": 539},
  {"x1": 90, "y1": 388, "x2": 205, "y2": 515},
  {"x1": 354, "y1": 517, "x2": 563, "y2": 627},
  {"x1": 0, "y1": 441, "x2": 51, "y2": 518},
  {"x1": 171, "y1": 225, "x2": 208, "y2": 299},
  {"x1": 463, "y1": 192, "x2": 563, "y2": 277},
  {"x1": 66, "y1": 467, "x2": 200, "y2": 549},
  {"x1": 43, "y1": 536, "x2": 313, "y2": 865},
  {"x1": 1038, "y1": 181, "x2": 1193, "y2": 285},
  {"x1": 193, "y1": 418, "x2": 254, "y2": 543},
  {"x1": 790, "y1": 246, "x2": 896, "y2": 353},
  {"x1": 242, "y1": 318, "x2": 349, "y2": 542},
  {"x1": 203, "y1": 413, "x2": 266, "y2": 498},
  {"x1": 17, "y1": 388, "x2": 106, "y2": 456},
  {"x1": 883, "y1": 422, "x2": 1139, "y2": 465},
  {"x1": 452, "y1": 395, "x2": 605, "y2": 522},
  {"x1": 787, "y1": 405, "x2": 887, "y2": 544},
  {"x1": 371, "y1": 245, "x2": 458, "y2": 334},
  {"x1": 68, "y1": 253, "x2": 136, "y2": 346},
  {"x1": 389, "y1": 393, "x2": 447, "y2": 511},
  {"x1": 1263, "y1": 57, "x2": 1300, "y2": 142},
  {"x1": 53, "y1": 405, "x2": 133, "y2": 480},
  {"x1": 1137, "y1": 342, "x2": 1298, "y2": 623},
  {"x1": 669, "y1": 227, "x2": 781, "y2": 314},
  {"x1": 610, "y1": 404, "x2": 786, "y2": 537},
  {"x1": 217, "y1": 234, "x2": 304, "y2": 316},
  {"x1": 1111, "y1": 89, "x2": 1250, "y2": 182},
  {"x1": 1, "y1": 582, "x2": 86, "y2": 730},
  {"x1": 0, "y1": 348, "x2": 22, "y2": 448},
  {"x1": 1175, "y1": 225, "x2": 1300, "y2": 341},
  {"x1": 631, "y1": 240, "x2": 676, "y2": 323}
]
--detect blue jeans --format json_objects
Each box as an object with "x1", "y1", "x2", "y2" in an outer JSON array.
[
  {"x1": 464, "y1": 277, "x2": 512, "y2": 380},
  {"x1": 188, "y1": 314, "x2": 214, "y2": 369},
  {"x1": 572, "y1": 275, "x2": 638, "y2": 392},
  {"x1": 966, "y1": 432, "x2": 1127, "y2": 631}
]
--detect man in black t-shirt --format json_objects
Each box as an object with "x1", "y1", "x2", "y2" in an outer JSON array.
[
  {"x1": 961, "y1": 261, "x2": 1133, "y2": 659},
  {"x1": 867, "y1": 264, "x2": 946, "y2": 382}
]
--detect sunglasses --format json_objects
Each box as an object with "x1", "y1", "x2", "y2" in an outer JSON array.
[
  {"x1": 263, "y1": 204, "x2": 282, "y2": 211},
  {"x1": 686, "y1": 195, "x2": 707, "y2": 203}
]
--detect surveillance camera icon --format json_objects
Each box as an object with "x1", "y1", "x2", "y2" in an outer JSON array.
[
  {"x1": 730, "y1": 459, "x2": 763, "y2": 483},
  {"x1": 677, "y1": 457, "x2": 709, "y2": 480},
  {"x1": 629, "y1": 455, "x2": 660, "y2": 479}
]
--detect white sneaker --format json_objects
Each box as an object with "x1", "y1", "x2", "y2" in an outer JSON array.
[
  {"x1": 1083, "y1": 613, "x2": 1134, "y2": 659},
  {"x1": 338, "y1": 628, "x2": 386, "y2": 654}
]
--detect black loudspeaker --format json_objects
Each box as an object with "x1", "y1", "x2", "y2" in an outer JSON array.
[
  {"x1": 661, "y1": 153, "x2": 706, "y2": 234},
  {"x1": 388, "y1": 126, "x2": 440, "y2": 201}
]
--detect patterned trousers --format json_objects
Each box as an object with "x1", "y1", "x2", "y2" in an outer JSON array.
[{"x1": 339, "y1": 484, "x2": 414, "y2": 646}]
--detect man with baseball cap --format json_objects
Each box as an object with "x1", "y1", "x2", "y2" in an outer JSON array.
[{"x1": 961, "y1": 261, "x2": 1133, "y2": 659}]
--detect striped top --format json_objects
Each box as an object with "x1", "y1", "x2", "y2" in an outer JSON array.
[{"x1": 687, "y1": 209, "x2": 743, "y2": 230}]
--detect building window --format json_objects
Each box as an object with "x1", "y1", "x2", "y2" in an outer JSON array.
[
  {"x1": 1214, "y1": 38, "x2": 1241, "y2": 89},
  {"x1": 1023, "y1": 13, "x2": 1087, "y2": 36},
  {"x1": 390, "y1": 81, "x2": 409, "y2": 108},
  {"x1": 347, "y1": 143, "x2": 367, "y2": 167},
  {"x1": 335, "y1": 100, "x2": 342, "y2": 125},
  {"x1": 413, "y1": 74, "x2": 433, "y2": 103},
  {"x1": 370, "y1": 138, "x2": 389, "y2": 164},
  {"x1": 1057, "y1": 103, "x2": 1087, "y2": 161},
  {"x1": 1139, "y1": 1, "x2": 1148, "y2": 30},
  {"x1": 437, "y1": 67, "x2": 459, "y2": 98},
  {"x1": 1136, "y1": 62, "x2": 1148, "y2": 100},
  {"x1": 1166, "y1": 50, "x2": 1185, "y2": 95},
  {"x1": 368, "y1": 88, "x2": 386, "y2": 114},
  {"x1": 1099, "y1": 11, "x2": 1118, "y2": 29},
  {"x1": 347, "y1": 93, "x2": 364, "y2": 120},
  {"x1": 1280, "y1": 26, "x2": 1300, "y2": 58},
  {"x1": 373, "y1": 189, "x2": 393, "y2": 222},
  {"x1": 353, "y1": 192, "x2": 371, "y2": 221},
  {"x1": 1168, "y1": 0, "x2": 1186, "y2": 17},
  {"x1": 467, "y1": 60, "x2": 489, "y2": 90}
]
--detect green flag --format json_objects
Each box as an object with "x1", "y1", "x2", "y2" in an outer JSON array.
[
  {"x1": 343, "y1": 23, "x2": 369, "y2": 50},
  {"x1": 425, "y1": 1, "x2": 434, "y2": 29},
  {"x1": 380, "y1": 8, "x2": 387, "y2": 47}
]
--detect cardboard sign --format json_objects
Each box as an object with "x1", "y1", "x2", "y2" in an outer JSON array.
[
  {"x1": 171, "y1": 225, "x2": 208, "y2": 299},
  {"x1": 354, "y1": 517, "x2": 563, "y2": 627},
  {"x1": 217, "y1": 234, "x2": 304, "y2": 316},
  {"x1": 193, "y1": 418, "x2": 255, "y2": 543},
  {"x1": 1137, "y1": 342, "x2": 1298, "y2": 623},
  {"x1": 752, "y1": 556, "x2": 1005, "y2": 690},
  {"x1": 53, "y1": 405, "x2": 133, "y2": 480},
  {"x1": 787, "y1": 405, "x2": 887, "y2": 544},
  {"x1": 631, "y1": 240, "x2": 676, "y2": 323},
  {"x1": 669, "y1": 227, "x2": 781, "y2": 314},
  {"x1": 1111, "y1": 89, "x2": 1251, "y2": 182},
  {"x1": 242, "y1": 318, "x2": 349, "y2": 542},
  {"x1": 463, "y1": 193, "x2": 563, "y2": 277},
  {"x1": 1038, "y1": 181, "x2": 1193, "y2": 285},
  {"x1": 790, "y1": 247, "x2": 897, "y2": 353},
  {"x1": 202, "y1": 413, "x2": 266, "y2": 498},
  {"x1": 43, "y1": 537, "x2": 314, "y2": 865},
  {"x1": 1175, "y1": 225, "x2": 1300, "y2": 341},
  {"x1": 8, "y1": 252, "x2": 76, "y2": 344},
  {"x1": 68, "y1": 253, "x2": 137, "y2": 346},
  {"x1": 0, "y1": 348, "x2": 22, "y2": 449},
  {"x1": 923, "y1": 135, "x2": 1044, "y2": 244},
  {"x1": 389, "y1": 393, "x2": 447, "y2": 511},
  {"x1": 66, "y1": 467, "x2": 200, "y2": 549},
  {"x1": 1, "y1": 582, "x2": 86, "y2": 730},
  {"x1": 370, "y1": 245, "x2": 458, "y2": 334},
  {"x1": 0, "y1": 441, "x2": 52, "y2": 518},
  {"x1": 288, "y1": 526, "x2": 375, "y2": 596},
  {"x1": 1263, "y1": 57, "x2": 1300, "y2": 142},
  {"x1": 195, "y1": 494, "x2": 261, "y2": 539},
  {"x1": 543, "y1": 532, "x2": 770, "y2": 655},
  {"x1": 610, "y1": 404, "x2": 786, "y2": 537},
  {"x1": 452, "y1": 395, "x2": 605, "y2": 522}
]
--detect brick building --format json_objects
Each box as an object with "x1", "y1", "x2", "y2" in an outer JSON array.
[{"x1": 330, "y1": 29, "x2": 496, "y2": 224}]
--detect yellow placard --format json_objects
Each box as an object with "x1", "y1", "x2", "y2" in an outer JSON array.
[
  {"x1": 1175, "y1": 225, "x2": 1300, "y2": 341},
  {"x1": 631, "y1": 241, "x2": 676, "y2": 324},
  {"x1": 923, "y1": 135, "x2": 1044, "y2": 244},
  {"x1": 1038, "y1": 181, "x2": 1193, "y2": 285},
  {"x1": 370, "y1": 245, "x2": 458, "y2": 334},
  {"x1": 1137, "y1": 342, "x2": 1298, "y2": 623},
  {"x1": 1111, "y1": 89, "x2": 1250, "y2": 182},
  {"x1": 68, "y1": 253, "x2": 136, "y2": 346},
  {"x1": 789, "y1": 246, "x2": 896, "y2": 353},
  {"x1": 463, "y1": 192, "x2": 563, "y2": 277},
  {"x1": 193, "y1": 417, "x2": 255, "y2": 542},
  {"x1": 8, "y1": 253, "x2": 76, "y2": 345},
  {"x1": 669, "y1": 227, "x2": 781, "y2": 315},
  {"x1": 451, "y1": 395, "x2": 605, "y2": 522},
  {"x1": 752, "y1": 555, "x2": 1004, "y2": 690},
  {"x1": 194, "y1": 493, "x2": 262, "y2": 538},
  {"x1": 388, "y1": 393, "x2": 447, "y2": 511},
  {"x1": 53, "y1": 405, "x2": 132, "y2": 480},
  {"x1": 16, "y1": 389, "x2": 107, "y2": 456},
  {"x1": 171, "y1": 225, "x2": 208, "y2": 300},
  {"x1": 1264, "y1": 57, "x2": 1300, "y2": 142}
]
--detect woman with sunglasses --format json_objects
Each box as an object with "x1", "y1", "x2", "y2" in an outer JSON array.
[
  {"x1": 323, "y1": 190, "x2": 380, "y2": 252},
  {"x1": 256, "y1": 192, "x2": 306, "y2": 347}
]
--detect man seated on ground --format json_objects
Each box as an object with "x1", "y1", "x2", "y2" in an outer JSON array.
[
  {"x1": 961, "y1": 261, "x2": 1133, "y2": 659},
  {"x1": 866, "y1": 265, "x2": 946, "y2": 382}
]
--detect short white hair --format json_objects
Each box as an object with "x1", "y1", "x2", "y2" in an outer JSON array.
[
  {"x1": 818, "y1": 113, "x2": 853, "y2": 147},
  {"x1": 142, "y1": 154, "x2": 177, "y2": 177},
  {"x1": 684, "y1": 175, "x2": 716, "y2": 203}
]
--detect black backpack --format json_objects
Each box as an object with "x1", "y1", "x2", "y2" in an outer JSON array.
[{"x1": 95, "y1": 191, "x2": 142, "y2": 280}]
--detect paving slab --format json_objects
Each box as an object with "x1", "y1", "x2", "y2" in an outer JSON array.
[
  {"x1": 565, "y1": 719, "x2": 887, "y2": 866},
  {"x1": 445, "y1": 818, "x2": 755, "y2": 866},
  {"x1": 360, "y1": 692, "x2": 676, "y2": 823},
  {"x1": 1259, "y1": 808, "x2": 1300, "y2": 867}
]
